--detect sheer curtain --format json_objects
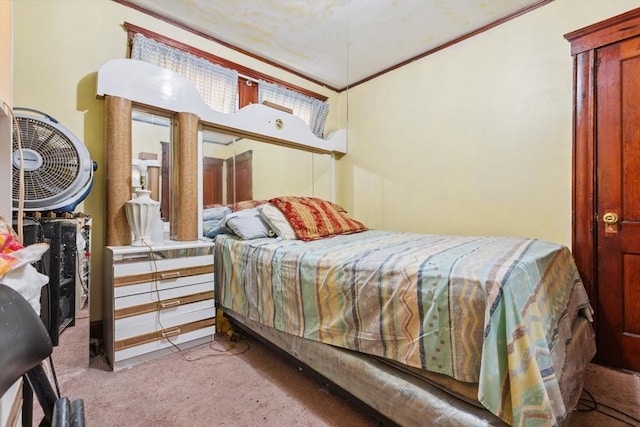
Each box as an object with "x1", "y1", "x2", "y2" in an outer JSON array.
[
  {"x1": 131, "y1": 33, "x2": 238, "y2": 114},
  {"x1": 258, "y1": 81, "x2": 329, "y2": 137}
]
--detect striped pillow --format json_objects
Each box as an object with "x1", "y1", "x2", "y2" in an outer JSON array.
[{"x1": 269, "y1": 196, "x2": 367, "y2": 241}]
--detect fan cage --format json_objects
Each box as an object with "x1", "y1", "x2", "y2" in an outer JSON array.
[{"x1": 12, "y1": 114, "x2": 93, "y2": 211}]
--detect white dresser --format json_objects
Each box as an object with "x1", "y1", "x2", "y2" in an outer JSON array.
[{"x1": 103, "y1": 241, "x2": 215, "y2": 370}]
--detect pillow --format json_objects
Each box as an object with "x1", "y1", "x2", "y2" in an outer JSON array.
[
  {"x1": 258, "y1": 203, "x2": 297, "y2": 240},
  {"x1": 220, "y1": 208, "x2": 275, "y2": 240},
  {"x1": 328, "y1": 201, "x2": 348, "y2": 214},
  {"x1": 203, "y1": 206, "x2": 232, "y2": 221},
  {"x1": 268, "y1": 196, "x2": 367, "y2": 241},
  {"x1": 229, "y1": 199, "x2": 268, "y2": 212}
]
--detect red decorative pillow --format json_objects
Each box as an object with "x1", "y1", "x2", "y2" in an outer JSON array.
[
  {"x1": 328, "y1": 201, "x2": 348, "y2": 213},
  {"x1": 269, "y1": 196, "x2": 367, "y2": 241}
]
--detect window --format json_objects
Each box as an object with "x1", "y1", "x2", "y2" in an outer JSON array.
[{"x1": 131, "y1": 33, "x2": 238, "y2": 113}]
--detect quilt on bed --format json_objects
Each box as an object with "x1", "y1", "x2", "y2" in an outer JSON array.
[{"x1": 216, "y1": 230, "x2": 593, "y2": 427}]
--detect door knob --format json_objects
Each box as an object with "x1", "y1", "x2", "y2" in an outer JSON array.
[{"x1": 603, "y1": 212, "x2": 619, "y2": 224}]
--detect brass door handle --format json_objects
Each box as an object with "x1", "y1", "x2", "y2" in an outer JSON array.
[{"x1": 603, "y1": 212, "x2": 619, "y2": 224}]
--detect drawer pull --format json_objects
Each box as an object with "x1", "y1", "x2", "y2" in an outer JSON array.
[
  {"x1": 160, "y1": 271, "x2": 181, "y2": 279},
  {"x1": 160, "y1": 300, "x2": 181, "y2": 309},
  {"x1": 161, "y1": 328, "x2": 181, "y2": 338}
]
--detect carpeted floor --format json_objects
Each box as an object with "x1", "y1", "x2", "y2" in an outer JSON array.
[{"x1": 45, "y1": 310, "x2": 640, "y2": 427}]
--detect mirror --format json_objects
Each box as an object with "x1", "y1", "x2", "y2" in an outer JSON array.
[
  {"x1": 201, "y1": 126, "x2": 332, "y2": 237},
  {"x1": 231, "y1": 138, "x2": 331, "y2": 202},
  {"x1": 202, "y1": 129, "x2": 331, "y2": 203},
  {"x1": 129, "y1": 116, "x2": 332, "y2": 242},
  {"x1": 131, "y1": 109, "x2": 172, "y2": 237}
]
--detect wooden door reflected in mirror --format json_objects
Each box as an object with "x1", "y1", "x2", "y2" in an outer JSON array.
[
  {"x1": 203, "y1": 157, "x2": 223, "y2": 206},
  {"x1": 226, "y1": 150, "x2": 253, "y2": 203},
  {"x1": 201, "y1": 126, "x2": 331, "y2": 237}
]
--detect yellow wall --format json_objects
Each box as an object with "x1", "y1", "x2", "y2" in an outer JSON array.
[
  {"x1": 12, "y1": 0, "x2": 340, "y2": 321},
  {"x1": 338, "y1": 0, "x2": 639, "y2": 247},
  {"x1": 0, "y1": 1, "x2": 10, "y2": 104}
]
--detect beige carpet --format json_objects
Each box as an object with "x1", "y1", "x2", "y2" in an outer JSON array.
[
  {"x1": 569, "y1": 363, "x2": 640, "y2": 427},
  {"x1": 45, "y1": 312, "x2": 640, "y2": 427}
]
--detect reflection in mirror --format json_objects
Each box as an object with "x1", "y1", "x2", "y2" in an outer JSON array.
[
  {"x1": 232, "y1": 137, "x2": 331, "y2": 202},
  {"x1": 201, "y1": 129, "x2": 234, "y2": 206},
  {"x1": 201, "y1": 127, "x2": 331, "y2": 237},
  {"x1": 131, "y1": 109, "x2": 172, "y2": 229}
]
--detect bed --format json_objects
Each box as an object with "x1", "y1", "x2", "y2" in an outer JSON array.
[{"x1": 212, "y1": 197, "x2": 596, "y2": 427}]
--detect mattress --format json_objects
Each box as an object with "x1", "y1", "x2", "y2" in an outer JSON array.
[{"x1": 216, "y1": 230, "x2": 595, "y2": 426}]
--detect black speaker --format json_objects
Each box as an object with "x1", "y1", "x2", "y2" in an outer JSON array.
[
  {"x1": 39, "y1": 218, "x2": 77, "y2": 346},
  {"x1": 13, "y1": 217, "x2": 78, "y2": 346}
]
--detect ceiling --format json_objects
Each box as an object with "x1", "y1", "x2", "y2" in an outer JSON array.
[{"x1": 120, "y1": 0, "x2": 546, "y2": 91}]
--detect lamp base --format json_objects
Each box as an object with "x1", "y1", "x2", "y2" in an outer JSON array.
[{"x1": 125, "y1": 189, "x2": 161, "y2": 247}]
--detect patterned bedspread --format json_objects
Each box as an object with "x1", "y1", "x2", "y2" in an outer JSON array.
[{"x1": 216, "y1": 230, "x2": 593, "y2": 426}]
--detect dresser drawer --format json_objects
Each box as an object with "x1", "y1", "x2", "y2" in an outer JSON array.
[
  {"x1": 114, "y1": 262, "x2": 212, "y2": 288},
  {"x1": 114, "y1": 254, "x2": 213, "y2": 277},
  {"x1": 114, "y1": 271, "x2": 214, "y2": 299},
  {"x1": 115, "y1": 317, "x2": 214, "y2": 353},
  {"x1": 114, "y1": 322, "x2": 215, "y2": 370},
  {"x1": 115, "y1": 297, "x2": 214, "y2": 341},
  {"x1": 115, "y1": 282, "x2": 213, "y2": 310}
]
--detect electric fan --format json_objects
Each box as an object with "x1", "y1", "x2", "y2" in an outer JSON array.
[{"x1": 11, "y1": 108, "x2": 97, "y2": 212}]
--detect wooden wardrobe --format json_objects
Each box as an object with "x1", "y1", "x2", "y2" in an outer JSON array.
[{"x1": 565, "y1": 8, "x2": 640, "y2": 372}]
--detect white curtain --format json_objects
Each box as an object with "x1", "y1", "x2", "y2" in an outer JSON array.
[
  {"x1": 131, "y1": 33, "x2": 238, "y2": 114},
  {"x1": 258, "y1": 81, "x2": 329, "y2": 138}
]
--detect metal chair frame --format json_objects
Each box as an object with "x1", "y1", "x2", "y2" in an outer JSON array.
[{"x1": 0, "y1": 283, "x2": 84, "y2": 427}]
